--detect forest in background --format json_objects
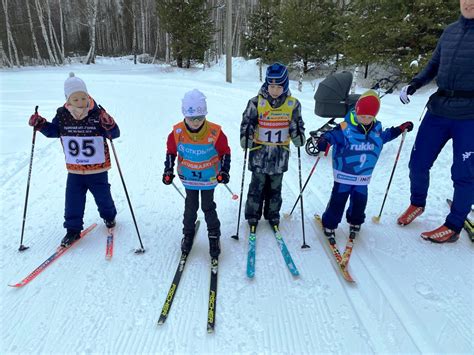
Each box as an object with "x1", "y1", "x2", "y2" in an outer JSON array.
[{"x1": 0, "y1": 0, "x2": 459, "y2": 82}]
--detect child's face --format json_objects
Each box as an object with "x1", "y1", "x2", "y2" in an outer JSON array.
[
  {"x1": 357, "y1": 115, "x2": 375, "y2": 125},
  {"x1": 268, "y1": 84, "x2": 284, "y2": 99},
  {"x1": 461, "y1": 0, "x2": 474, "y2": 18},
  {"x1": 68, "y1": 92, "x2": 88, "y2": 108},
  {"x1": 185, "y1": 115, "x2": 206, "y2": 130}
]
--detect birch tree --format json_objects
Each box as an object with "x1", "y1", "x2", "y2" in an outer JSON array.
[
  {"x1": 84, "y1": 0, "x2": 98, "y2": 64},
  {"x1": 2, "y1": 0, "x2": 20, "y2": 66}
]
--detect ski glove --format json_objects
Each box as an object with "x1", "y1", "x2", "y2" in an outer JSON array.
[
  {"x1": 99, "y1": 109, "x2": 116, "y2": 130},
  {"x1": 398, "y1": 121, "x2": 414, "y2": 133},
  {"x1": 162, "y1": 170, "x2": 175, "y2": 185},
  {"x1": 240, "y1": 136, "x2": 253, "y2": 149},
  {"x1": 291, "y1": 134, "x2": 306, "y2": 148},
  {"x1": 28, "y1": 114, "x2": 46, "y2": 131},
  {"x1": 316, "y1": 137, "x2": 330, "y2": 153},
  {"x1": 399, "y1": 85, "x2": 417, "y2": 104},
  {"x1": 216, "y1": 171, "x2": 230, "y2": 184}
]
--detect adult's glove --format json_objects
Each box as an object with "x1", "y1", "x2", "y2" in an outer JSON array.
[
  {"x1": 398, "y1": 121, "x2": 414, "y2": 133},
  {"x1": 216, "y1": 171, "x2": 230, "y2": 184},
  {"x1": 291, "y1": 134, "x2": 305, "y2": 148},
  {"x1": 28, "y1": 114, "x2": 46, "y2": 131},
  {"x1": 316, "y1": 137, "x2": 330, "y2": 153},
  {"x1": 99, "y1": 109, "x2": 116, "y2": 130},
  {"x1": 240, "y1": 136, "x2": 253, "y2": 149},
  {"x1": 399, "y1": 85, "x2": 417, "y2": 104},
  {"x1": 162, "y1": 170, "x2": 175, "y2": 185}
]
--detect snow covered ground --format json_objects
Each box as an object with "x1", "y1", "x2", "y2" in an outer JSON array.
[{"x1": 1, "y1": 58, "x2": 473, "y2": 354}]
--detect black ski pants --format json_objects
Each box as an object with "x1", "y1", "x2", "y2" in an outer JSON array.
[{"x1": 183, "y1": 188, "x2": 220, "y2": 237}]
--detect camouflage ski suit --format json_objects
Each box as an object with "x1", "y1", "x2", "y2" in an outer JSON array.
[{"x1": 240, "y1": 87, "x2": 305, "y2": 225}]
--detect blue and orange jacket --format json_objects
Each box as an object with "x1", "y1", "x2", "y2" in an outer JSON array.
[{"x1": 165, "y1": 120, "x2": 231, "y2": 190}]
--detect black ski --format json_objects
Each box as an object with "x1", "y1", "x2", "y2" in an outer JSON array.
[
  {"x1": 157, "y1": 220, "x2": 200, "y2": 325},
  {"x1": 207, "y1": 257, "x2": 218, "y2": 333}
]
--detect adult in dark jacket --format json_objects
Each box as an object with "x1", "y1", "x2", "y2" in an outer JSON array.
[{"x1": 398, "y1": 0, "x2": 474, "y2": 243}]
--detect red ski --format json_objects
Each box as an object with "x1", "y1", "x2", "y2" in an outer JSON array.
[
  {"x1": 105, "y1": 228, "x2": 114, "y2": 260},
  {"x1": 8, "y1": 223, "x2": 97, "y2": 288}
]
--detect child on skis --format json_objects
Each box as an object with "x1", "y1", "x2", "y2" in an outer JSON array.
[
  {"x1": 240, "y1": 62, "x2": 305, "y2": 230},
  {"x1": 28, "y1": 72, "x2": 120, "y2": 247},
  {"x1": 316, "y1": 89, "x2": 413, "y2": 239},
  {"x1": 162, "y1": 89, "x2": 231, "y2": 258}
]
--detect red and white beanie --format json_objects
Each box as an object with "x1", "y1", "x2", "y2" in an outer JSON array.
[
  {"x1": 64, "y1": 72, "x2": 88, "y2": 100},
  {"x1": 355, "y1": 89, "x2": 380, "y2": 118}
]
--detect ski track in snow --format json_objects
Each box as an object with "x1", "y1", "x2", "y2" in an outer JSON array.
[{"x1": 1, "y1": 59, "x2": 473, "y2": 354}]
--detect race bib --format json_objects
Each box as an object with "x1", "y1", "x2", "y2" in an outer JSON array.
[
  {"x1": 61, "y1": 136, "x2": 105, "y2": 165},
  {"x1": 256, "y1": 120, "x2": 290, "y2": 145}
]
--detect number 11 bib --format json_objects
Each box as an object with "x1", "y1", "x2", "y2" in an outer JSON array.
[{"x1": 255, "y1": 95, "x2": 294, "y2": 146}]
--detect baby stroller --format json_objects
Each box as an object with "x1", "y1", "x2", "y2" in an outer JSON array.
[{"x1": 306, "y1": 72, "x2": 399, "y2": 156}]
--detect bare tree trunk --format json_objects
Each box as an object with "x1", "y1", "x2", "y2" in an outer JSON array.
[
  {"x1": 85, "y1": 0, "x2": 98, "y2": 65},
  {"x1": 140, "y1": 0, "x2": 146, "y2": 54},
  {"x1": 152, "y1": 25, "x2": 159, "y2": 63},
  {"x1": 26, "y1": 0, "x2": 42, "y2": 64},
  {"x1": 34, "y1": 0, "x2": 57, "y2": 64},
  {"x1": 59, "y1": 0, "x2": 65, "y2": 61},
  {"x1": 2, "y1": 0, "x2": 20, "y2": 66},
  {"x1": 46, "y1": 0, "x2": 62, "y2": 63},
  {"x1": 0, "y1": 40, "x2": 13, "y2": 67},
  {"x1": 165, "y1": 32, "x2": 170, "y2": 64}
]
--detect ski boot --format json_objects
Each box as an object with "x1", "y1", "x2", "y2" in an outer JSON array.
[
  {"x1": 209, "y1": 235, "x2": 221, "y2": 258},
  {"x1": 421, "y1": 225, "x2": 459, "y2": 243},
  {"x1": 61, "y1": 230, "x2": 81, "y2": 247},
  {"x1": 397, "y1": 204, "x2": 424, "y2": 225},
  {"x1": 268, "y1": 218, "x2": 279, "y2": 230},
  {"x1": 104, "y1": 219, "x2": 116, "y2": 229},
  {"x1": 248, "y1": 218, "x2": 259, "y2": 229},
  {"x1": 323, "y1": 227, "x2": 336, "y2": 245},
  {"x1": 180, "y1": 234, "x2": 194, "y2": 255},
  {"x1": 349, "y1": 224, "x2": 360, "y2": 240}
]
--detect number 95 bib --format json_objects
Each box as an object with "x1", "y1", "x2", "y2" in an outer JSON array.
[{"x1": 61, "y1": 136, "x2": 105, "y2": 165}]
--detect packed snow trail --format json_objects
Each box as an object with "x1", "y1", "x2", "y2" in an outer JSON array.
[{"x1": 1, "y1": 58, "x2": 472, "y2": 354}]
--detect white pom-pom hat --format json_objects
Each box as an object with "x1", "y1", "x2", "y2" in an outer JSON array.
[
  {"x1": 64, "y1": 72, "x2": 88, "y2": 99},
  {"x1": 181, "y1": 89, "x2": 208, "y2": 117}
]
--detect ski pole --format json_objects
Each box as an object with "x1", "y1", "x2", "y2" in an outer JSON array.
[
  {"x1": 297, "y1": 146, "x2": 309, "y2": 249},
  {"x1": 284, "y1": 145, "x2": 329, "y2": 218},
  {"x1": 231, "y1": 131, "x2": 250, "y2": 241},
  {"x1": 372, "y1": 131, "x2": 407, "y2": 223},
  {"x1": 222, "y1": 183, "x2": 239, "y2": 200},
  {"x1": 172, "y1": 181, "x2": 185, "y2": 200},
  {"x1": 18, "y1": 105, "x2": 39, "y2": 252},
  {"x1": 109, "y1": 138, "x2": 145, "y2": 253}
]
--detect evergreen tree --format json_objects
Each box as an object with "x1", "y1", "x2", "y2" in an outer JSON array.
[
  {"x1": 242, "y1": 0, "x2": 282, "y2": 64},
  {"x1": 342, "y1": 0, "x2": 459, "y2": 80},
  {"x1": 157, "y1": 0, "x2": 213, "y2": 68},
  {"x1": 278, "y1": 0, "x2": 339, "y2": 72}
]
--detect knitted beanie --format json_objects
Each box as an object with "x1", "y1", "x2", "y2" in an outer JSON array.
[
  {"x1": 64, "y1": 72, "x2": 88, "y2": 99},
  {"x1": 355, "y1": 89, "x2": 380, "y2": 117},
  {"x1": 265, "y1": 62, "x2": 289, "y2": 94},
  {"x1": 181, "y1": 89, "x2": 208, "y2": 117}
]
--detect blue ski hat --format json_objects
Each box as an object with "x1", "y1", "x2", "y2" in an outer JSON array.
[{"x1": 265, "y1": 63, "x2": 289, "y2": 94}]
